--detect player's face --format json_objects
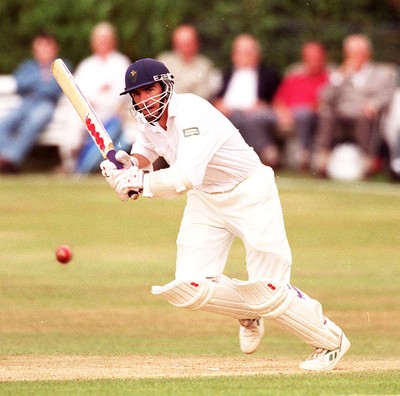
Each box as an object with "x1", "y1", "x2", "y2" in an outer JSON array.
[{"x1": 130, "y1": 83, "x2": 164, "y2": 122}]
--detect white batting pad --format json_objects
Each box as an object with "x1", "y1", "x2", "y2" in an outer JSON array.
[
  {"x1": 233, "y1": 279, "x2": 341, "y2": 350},
  {"x1": 151, "y1": 277, "x2": 259, "y2": 320},
  {"x1": 232, "y1": 278, "x2": 294, "y2": 318}
]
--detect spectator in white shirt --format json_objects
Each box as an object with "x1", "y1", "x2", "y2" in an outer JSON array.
[
  {"x1": 58, "y1": 22, "x2": 131, "y2": 174},
  {"x1": 213, "y1": 34, "x2": 281, "y2": 168}
]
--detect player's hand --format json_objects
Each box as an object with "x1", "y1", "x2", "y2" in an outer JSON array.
[
  {"x1": 100, "y1": 150, "x2": 135, "y2": 187},
  {"x1": 113, "y1": 166, "x2": 144, "y2": 202},
  {"x1": 115, "y1": 150, "x2": 136, "y2": 169},
  {"x1": 100, "y1": 150, "x2": 134, "y2": 175}
]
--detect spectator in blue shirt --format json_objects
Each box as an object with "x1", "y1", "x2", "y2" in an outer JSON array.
[{"x1": 0, "y1": 31, "x2": 64, "y2": 173}]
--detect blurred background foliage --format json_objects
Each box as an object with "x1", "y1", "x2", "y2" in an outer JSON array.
[{"x1": 0, "y1": 0, "x2": 399, "y2": 73}]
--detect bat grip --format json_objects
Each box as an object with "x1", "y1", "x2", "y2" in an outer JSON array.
[
  {"x1": 107, "y1": 150, "x2": 138, "y2": 198},
  {"x1": 107, "y1": 149, "x2": 124, "y2": 170}
]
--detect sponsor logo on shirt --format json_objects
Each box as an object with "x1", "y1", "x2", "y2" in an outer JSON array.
[{"x1": 183, "y1": 127, "x2": 200, "y2": 137}]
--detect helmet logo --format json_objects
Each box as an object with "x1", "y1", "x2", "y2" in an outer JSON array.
[{"x1": 129, "y1": 70, "x2": 138, "y2": 83}]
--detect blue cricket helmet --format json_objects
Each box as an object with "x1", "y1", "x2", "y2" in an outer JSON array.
[{"x1": 120, "y1": 58, "x2": 174, "y2": 96}]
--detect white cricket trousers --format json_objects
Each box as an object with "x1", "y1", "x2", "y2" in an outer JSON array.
[{"x1": 175, "y1": 165, "x2": 292, "y2": 282}]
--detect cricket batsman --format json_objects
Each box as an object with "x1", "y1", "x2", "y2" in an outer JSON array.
[{"x1": 100, "y1": 58, "x2": 350, "y2": 371}]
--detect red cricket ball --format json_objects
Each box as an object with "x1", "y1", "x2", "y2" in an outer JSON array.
[{"x1": 56, "y1": 245, "x2": 73, "y2": 264}]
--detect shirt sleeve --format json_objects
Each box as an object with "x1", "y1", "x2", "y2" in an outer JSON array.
[{"x1": 131, "y1": 129, "x2": 160, "y2": 164}]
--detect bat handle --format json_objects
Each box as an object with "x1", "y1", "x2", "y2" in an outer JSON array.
[
  {"x1": 106, "y1": 150, "x2": 138, "y2": 198},
  {"x1": 107, "y1": 149, "x2": 124, "y2": 170}
]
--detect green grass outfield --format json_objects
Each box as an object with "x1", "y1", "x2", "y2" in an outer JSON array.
[{"x1": 0, "y1": 173, "x2": 399, "y2": 395}]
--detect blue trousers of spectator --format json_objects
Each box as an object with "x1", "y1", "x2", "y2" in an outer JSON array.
[{"x1": 0, "y1": 98, "x2": 56, "y2": 166}]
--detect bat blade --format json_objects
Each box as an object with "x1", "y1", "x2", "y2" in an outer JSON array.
[
  {"x1": 51, "y1": 58, "x2": 137, "y2": 198},
  {"x1": 51, "y1": 58, "x2": 114, "y2": 160}
]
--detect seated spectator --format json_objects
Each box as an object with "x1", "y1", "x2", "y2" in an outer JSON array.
[
  {"x1": 157, "y1": 24, "x2": 220, "y2": 101},
  {"x1": 314, "y1": 34, "x2": 396, "y2": 178},
  {"x1": 0, "y1": 31, "x2": 64, "y2": 173},
  {"x1": 213, "y1": 34, "x2": 281, "y2": 167},
  {"x1": 272, "y1": 41, "x2": 330, "y2": 171},
  {"x1": 381, "y1": 66, "x2": 400, "y2": 182},
  {"x1": 59, "y1": 22, "x2": 131, "y2": 174}
]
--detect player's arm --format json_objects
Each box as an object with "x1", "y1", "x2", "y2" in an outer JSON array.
[
  {"x1": 101, "y1": 151, "x2": 192, "y2": 201},
  {"x1": 109, "y1": 165, "x2": 192, "y2": 201},
  {"x1": 142, "y1": 166, "x2": 193, "y2": 199},
  {"x1": 132, "y1": 153, "x2": 151, "y2": 169}
]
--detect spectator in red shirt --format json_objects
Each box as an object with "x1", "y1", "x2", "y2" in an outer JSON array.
[{"x1": 272, "y1": 41, "x2": 330, "y2": 170}]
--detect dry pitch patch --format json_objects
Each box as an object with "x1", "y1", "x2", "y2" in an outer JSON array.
[{"x1": 0, "y1": 356, "x2": 399, "y2": 381}]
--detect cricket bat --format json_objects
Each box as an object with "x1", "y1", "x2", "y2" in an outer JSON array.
[
  {"x1": 51, "y1": 58, "x2": 137, "y2": 196},
  {"x1": 51, "y1": 58, "x2": 123, "y2": 167}
]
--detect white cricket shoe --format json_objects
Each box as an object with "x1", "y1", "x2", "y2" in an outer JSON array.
[
  {"x1": 299, "y1": 332, "x2": 351, "y2": 371},
  {"x1": 239, "y1": 318, "x2": 264, "y2": 354}
]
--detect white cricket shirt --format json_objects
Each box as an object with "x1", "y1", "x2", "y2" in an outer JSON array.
[{"x1": 131, "y1": 93, "x2": 261, "y2": 193}]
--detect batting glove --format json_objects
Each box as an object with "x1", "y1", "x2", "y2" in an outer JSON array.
[
  {"x1": 100, "y1": 150, "x2": 138, "y2": 188},
  {"x1": 115, "y1": 150, "x2": 138, "y2": 168},
  {"x1": 113, "y1": 166, "x2": 145, "y2": 202}
]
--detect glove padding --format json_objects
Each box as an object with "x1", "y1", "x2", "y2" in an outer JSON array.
[
  {"x1": 115, "y1": 150, "x2": 136, "y2": 169},
  {"x1": 113, "y1": 166, "x2": 145, "y2": 201},
  {"x1": 101, "y1": 150, "x2": 136, "y2": 187},
  {"x1": 100, "y1": 150, "x2": 141, "y2": 201}
]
